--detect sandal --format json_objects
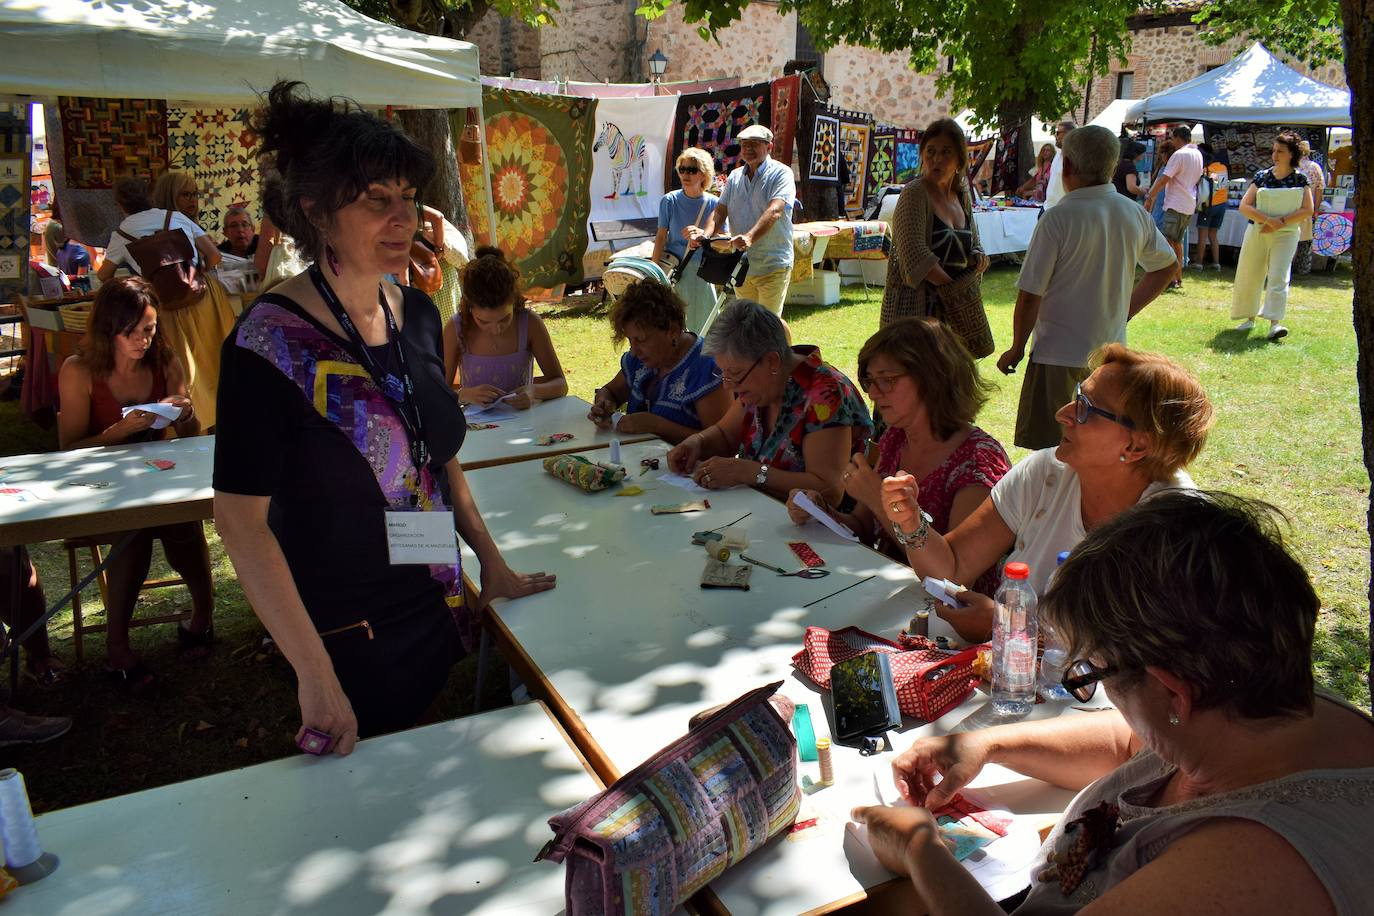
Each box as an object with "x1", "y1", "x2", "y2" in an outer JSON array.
[
  {"x1": 107, "y1": 660, "x2": 158, "y2": 695},
  {"x1": 22, "y1": 658, "x2": 67, "y2": 689},
  {"x1": 177, "y1": 622, "x2": 215, "y2": 661}
]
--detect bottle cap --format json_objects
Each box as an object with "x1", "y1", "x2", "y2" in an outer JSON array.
[
  {"x1": 1056, "y1": 551, "x2": 1071, "y2": 565},
  {"x1": 1004, "y1": 561, "x2": 1030, "y2": 580}
]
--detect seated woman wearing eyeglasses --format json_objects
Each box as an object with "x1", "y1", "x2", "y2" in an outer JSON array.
[
  {"x1": 587, "y1": 279, "x2": 732, "y2": 445},
  {"x1": 882, "y1": 344, "x2": 1212, "y2": 641},
  {"x1": 853, "y1": 490, "x2": 1374, "y2": 916},
  {"x1": 786, "y1": 318, "x2": 1009, "y2": 594},
  {"x1": 666, "y1": 299, "x2": 871, "y2": 501}
]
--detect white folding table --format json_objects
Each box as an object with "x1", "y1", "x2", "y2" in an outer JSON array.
[
  {"x1": 462, "y1": 440, "x2": 1106, "y2": 914},
  {"x1": 457, "y1": 395, "x2": 655, "y2": 470},
  {"x1": 11, "y1": 702, "x2": 602, "y2": 915}
]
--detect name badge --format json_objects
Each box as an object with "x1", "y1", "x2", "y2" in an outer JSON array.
[{"x1": 385, "y1": 510, "x2": 458, "y2": 565}]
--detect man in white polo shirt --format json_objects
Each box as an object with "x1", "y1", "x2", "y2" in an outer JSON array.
[
  {"x1": 1042, "y1": 120, "x2": 1076, "y2": 210},
  {"x1": 689, "y1": 124, "x2": 796, "y2": 316},
  {"x1": 997, "y1": 126, "x2": 1177, "y2": 449}
]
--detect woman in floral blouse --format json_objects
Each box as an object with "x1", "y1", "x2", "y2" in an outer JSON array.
[{"x1": 667, "y1": 300, "x2": 871, "y2": 501}]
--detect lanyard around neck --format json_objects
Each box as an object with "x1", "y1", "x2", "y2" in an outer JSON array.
[{"x1": 309, "y1": 265, "x2": 429, "y2": 476}]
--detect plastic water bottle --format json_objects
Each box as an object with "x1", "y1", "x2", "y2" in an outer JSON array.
[
  {"x1": 1038, "y1": 551, "x2": 1073, "y2": 701},
  {"x1": 992, "y1": 561, "x2": 1038, "y2": 715}
]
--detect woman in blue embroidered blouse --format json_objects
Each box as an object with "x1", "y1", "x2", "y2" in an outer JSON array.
[{"x1": 588, "y1": 279, "x2": 731, "y2": 445}]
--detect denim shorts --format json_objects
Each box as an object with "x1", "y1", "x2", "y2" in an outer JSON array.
[{"x1": 1198, "y1": 206, "x2": 1227, "y2": 231}]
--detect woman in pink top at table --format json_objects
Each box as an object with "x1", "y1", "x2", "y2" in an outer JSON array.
[
  {"x1": 787, "y1": 318, "x2": 1009, "y2": 595},
  {"x1": 56, "y1": 277, "x2": 216, "y2": 692},
  {"x1": 441, "y1": 247, "x2": 567, "y2": 409}
]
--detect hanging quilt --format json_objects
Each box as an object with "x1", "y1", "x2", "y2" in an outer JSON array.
[
  {"x1": 58, "y1": 97, "x2": 168, "y2": 190},
  {"x1": 449, "y1": 108, "x2": 492, "y2": 246},
  {"x1": 0, "y1": 104, "x2": 25, "y2": 156},
  {"x1": 866, "y1": 126, "x2": 897, "y2": 202},
  {"x1": 1202, "y1": 124, "x2": 1325, "y2": 180},
  {"x1": 894, "y1": 128, "x2": 921, "y2": 184},
  {"x1": 480, "y1": 87, "x2": 595, "y2": 288},
  {"x1": 668, "y1": 81, "x2": 770, "y2": 190},
  {"x1": 968, "y1": 139, "x2": 994, "y2": 188},
  {"x1": 769, "y1": 74, "x2": 801, "y2": 165},
  {"x1": 808, "y1": 113, "x2": 840, "y2": 183},
  {"x1": 46, "y1": 103, "x2": 138, "y2": 247},
  {"x1": 0, "y1": 155, "x2": 25, "y2": 283},
  {"x1": 835, "y1": 108, "x2": 874, "y2": 217},
  {"x1": 587, "y1": 95, "x2": 677, "y2": 247},
  {"x1": 991, "y1": 125, "x2": 1021, "y2": 196},
  {"x1": 166, "y1": 107, "x2": 261, "y2": 236}
]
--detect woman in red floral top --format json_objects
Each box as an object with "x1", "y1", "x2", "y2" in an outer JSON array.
[
  {"x1": 667, "y1": 300, "x2": 871, "y2": 501},
  {"x1": 788, "y1": 318, "x2": 1010, "y2": 595}
]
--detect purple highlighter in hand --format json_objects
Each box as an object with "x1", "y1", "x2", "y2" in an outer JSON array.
[{"x1": 297, "y1": 727, "x2": 334, "y2": 756}]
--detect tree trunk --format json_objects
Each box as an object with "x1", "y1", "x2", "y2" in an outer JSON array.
[
  {"x1": 997, "y1": 99, "x2": 1035, "y2": 197},
  {"x1": 398, "y1": 108, "x2": 467, "y2": 240},
  {"x1": 1340, "y1": 0, "x2": 1373, "y2": 709}
]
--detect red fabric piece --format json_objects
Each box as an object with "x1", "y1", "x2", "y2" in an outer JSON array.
[
  {"x1": 792, "y1": 625, "x2": 985, "y2": 722},
  {"x1": 935, "y1": 793, "x2": 1012, "y2": 837},
  {"x1": 769, "y1": 75, "x2": 801, "y2": 165}
]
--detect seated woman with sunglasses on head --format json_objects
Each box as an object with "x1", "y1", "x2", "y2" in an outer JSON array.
[
  {"x1": 853, "y1": 490, "x2": 1374, "y2": 916},
  {"x1": 786, "y1": 318, "x2": 1009, "y2": 594},
  {"x1": 666, "y1": 299, "x2": 871, "y2": 501},
  {"x1": 881, "y1": 344, "x2": 1212, "y2": 641}
]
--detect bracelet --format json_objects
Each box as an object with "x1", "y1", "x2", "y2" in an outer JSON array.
[{"x1": 890, "y1": 508, "x2": 933, "y2": 550}]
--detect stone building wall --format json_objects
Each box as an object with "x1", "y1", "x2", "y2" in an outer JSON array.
[
  {"x1": 636, "y1": 2, "x2": 797, "y2": 85},
  {"x1": 824, "y1": 45, "x2": 949, "y2": 127},
  {"x1": 466, "y1": 12, "x2": 542, "y2": 79},
  {"x1": 541, "y1": 0, "x2": 641, "y2": 83}
]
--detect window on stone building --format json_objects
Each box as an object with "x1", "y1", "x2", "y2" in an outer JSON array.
[
  {"x1": 795, "y1": 22, "x2": 823, "y2": 76},
  {"x1": 1116, "y1": 71, "x2": 1134, "y2": 99}
]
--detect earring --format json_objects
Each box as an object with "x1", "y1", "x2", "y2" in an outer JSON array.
[
  {"x1": 1168, "y1": 712, "x2": 1181, "y2": 726},
  {"x1": 1119, "y1": 455, "x2": 1128, "y2": 463},
  {"x1": 324, "y1": 241, "x2": 341, "y2": 277}
]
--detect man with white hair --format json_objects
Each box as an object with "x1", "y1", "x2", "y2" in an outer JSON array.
[
  {"x1": 997, "y1": 125, "x2": 1177, "y2": 449},
  {"x1": 688, "y1": 124, "x2": 796, "y2": 316}
]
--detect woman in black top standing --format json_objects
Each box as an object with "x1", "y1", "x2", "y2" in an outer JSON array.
[
  {"x1": 214, "y1": 82, "x2": 554, "y2": 753},
  {"x1": 1112, "y1": 140, "x2": 1147, "y2": 200},
  {"x1": 1229, "y1": 131, "x2": 1313, "y2": 341}
]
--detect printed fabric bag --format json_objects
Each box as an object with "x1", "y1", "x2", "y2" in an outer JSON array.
[
  {"x1": 538, "y1": 681, "x2": 802, "y2": 916},
  {"x1": 543, "y1": 454, "x2": 627, "y2": 492},
  {"x1": 792, "y1": 625, "x2": 983, "y2": 721},
  {"x1": 116, "y1": 210, "x2": 206, "y2": 311},
  {"x1": 932, "y1": 268, "x2": 994, "y2": 358}
]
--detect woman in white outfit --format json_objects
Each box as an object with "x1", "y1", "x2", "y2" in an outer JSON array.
[{"x1": 1230, "y1": 131, "x2": 1314, "y2": 341}]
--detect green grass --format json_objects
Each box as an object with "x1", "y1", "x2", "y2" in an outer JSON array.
[{"x1": 2, "y1": 260, "x2": 1368, "y2": 814}]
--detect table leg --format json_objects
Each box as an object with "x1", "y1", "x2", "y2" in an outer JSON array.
[
  {"x1": 3, "y1": 530, "x2": 140, "y2": 701},
  {"x1": 473, "y1": 627, "x2": 490, "y2": 715}
]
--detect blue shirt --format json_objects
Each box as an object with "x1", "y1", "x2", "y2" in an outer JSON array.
[
  {"x1": 622, "y1": 334, "x2": 721, "y2": 431},
  {"x1": 718, "y1": 156, "x2": 796, "y2": 273},
  {"x1": 658, "y1": 190, "x2": 719, "y2": 262}
]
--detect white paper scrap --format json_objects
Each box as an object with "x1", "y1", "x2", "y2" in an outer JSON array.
[
  {"x1": 793, "y1": 491, "x2": 859, "y2": 542},
  {"x1": 121, "y1": 402, "x2": 182, "y2": 430},
  {"x1": 464, "y1": 401, "x2": 518, "y2": 423},
  {"x1": 657, "y1": 470, "x2": 711, "y2": 494}
]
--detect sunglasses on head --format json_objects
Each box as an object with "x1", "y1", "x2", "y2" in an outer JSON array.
[
  {"x1": 677, "y1": 165, "x2": 701, "y2": 174},
  {"x1": 1061, "y1": 658, "x2": 1118, "y2": 702}
]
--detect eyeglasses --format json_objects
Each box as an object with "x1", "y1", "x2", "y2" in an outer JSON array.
[
  {"x1": 1073, "y1": 384, "x2": 1135, "y2": 429},
  {"x1": 712, "y1": 353, "x2": 766, "y2": 386},
  {"x1": 1060, "y1": 658, "x2": 1118, "y2": 702},
  {"x1": 677, "y1": 165, "x2": 701, "y2": 175},
  {"x1": 859, "y1": 372, "x2": 906, "y2": 394}
]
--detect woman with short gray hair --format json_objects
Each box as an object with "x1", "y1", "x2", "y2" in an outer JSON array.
[{"x1": 666, "y1": 299, "x2": 872, "y2": 500}]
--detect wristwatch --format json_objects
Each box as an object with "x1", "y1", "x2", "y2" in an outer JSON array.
[
  {"x1": 891, "y1": 508, "x2": 934, "y2": 550},
  {"x1": 755, "y1": 463, "x2": 770, "y2": 487}
]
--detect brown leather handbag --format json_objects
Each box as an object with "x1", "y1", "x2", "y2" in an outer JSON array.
[
  {"x1": 408, "y1": 235, "x2": 443, "y2": 295},
  {"x1": 116, "y1": 210, "x2": 206, "y2": 311}
]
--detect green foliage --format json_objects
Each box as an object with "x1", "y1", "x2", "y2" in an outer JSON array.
[{"x1": 1194, "y1": 0, "x2": 1344, "y2": 68}]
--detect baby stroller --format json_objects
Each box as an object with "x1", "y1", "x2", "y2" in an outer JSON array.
[
  {"x1": 600, "y1": 255, "x2": 671, "y2": 300},
  {"x1": 670, "y1": 237, "x2": 750, "y2": 337}
]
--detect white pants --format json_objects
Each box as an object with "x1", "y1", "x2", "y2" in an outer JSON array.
[{"x1": 1231, "y1": 224, "x2": 1300, "y2": 321}]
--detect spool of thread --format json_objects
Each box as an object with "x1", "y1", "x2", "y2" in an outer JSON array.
[
  {"x1": 816, "y1": 738, "x2": 834, "y2": 785},
  {"x1": 0, "y1": 769, "x2": 38, "y2": 867},
  {"x1": 909, "y1": 608, "x2": 930, "y2": 637},
  {"x1": 608, "y1": 439, "x2": 622, "y2": 464}
]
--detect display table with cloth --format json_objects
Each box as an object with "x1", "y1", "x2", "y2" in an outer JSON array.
[
  {"x1": 10, "y1": 702, "x2": 603, "y2": 915},
  {"x1": 973, "y1": 207, "x2": 1041, "y2": 256},
  {"x1": 461, "y1": 439, "x2": 1110, "y2": 915}
]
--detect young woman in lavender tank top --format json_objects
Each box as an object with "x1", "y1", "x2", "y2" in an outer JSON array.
[{"x1": 441, "y1": 247, "x2": 567, "y2": 409}]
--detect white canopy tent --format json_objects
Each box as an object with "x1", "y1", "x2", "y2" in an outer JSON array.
[
  {"x1": 1088, "y1": 99, "x2": 1140, "y2": 135},
  {"x1": 0, "y1": 0, "x2": 481, "y2": 108},
  {"x1": 1124, "y1": 42, "x2": 1350, "y2": 127},
  {"x1": 954, "y1": 109, "x2": 1055, "y2": 146}
]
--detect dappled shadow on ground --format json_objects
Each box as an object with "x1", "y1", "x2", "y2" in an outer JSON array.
[{"x1": 1206, "y1": 328, "x2": 1277, "y2": 354}]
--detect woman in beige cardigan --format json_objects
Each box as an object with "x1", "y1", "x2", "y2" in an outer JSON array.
[{"x1": 880, "y1": 119, "x2": 993, "y2": 357}]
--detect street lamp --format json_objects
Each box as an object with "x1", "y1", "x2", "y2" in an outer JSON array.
[{"x1": 649, "y1": 49, "x2": 669, "y2": 87}]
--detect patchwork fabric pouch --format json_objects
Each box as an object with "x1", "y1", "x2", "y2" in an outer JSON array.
[
  {"x1": 538, "y1": 681, "x2": 801, "y2": 916},
  {"x1": 543, "y1": 454, "x2": 627, "y2": 492},
  {"x1": 792, "y1": 626, "x2": 984, "y2": 722}
]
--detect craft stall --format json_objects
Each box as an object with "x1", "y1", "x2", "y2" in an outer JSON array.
[{"x1": 1125, "y1": 42, "x2": 1355, "y2": 262}]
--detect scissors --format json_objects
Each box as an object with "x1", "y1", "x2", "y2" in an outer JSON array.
[
  {"x1": 640, "y1": 457, "x2": 661, "y2": 476},
  {"x1": 739, "y1": 554, "x2": 830, "y2": 579}
]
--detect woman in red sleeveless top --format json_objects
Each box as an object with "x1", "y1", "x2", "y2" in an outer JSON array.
[{"x1": 57, "y1": 277, "x2": 216, "y2": 692}]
